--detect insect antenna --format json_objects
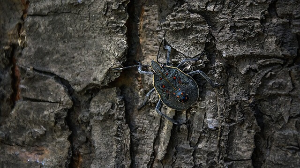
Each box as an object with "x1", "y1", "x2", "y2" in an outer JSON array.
[{"x1": 112, "y1": 64, "x2": 149, "y2": 70}]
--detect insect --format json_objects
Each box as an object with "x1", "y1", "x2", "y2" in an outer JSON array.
[{"x1": 115, "y1": 44, "x2": 219, "y2": 124}]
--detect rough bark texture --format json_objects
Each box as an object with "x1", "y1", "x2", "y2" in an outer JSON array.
[{"x1": 0, "y1": 0, "x2": 299, "y2": 168}]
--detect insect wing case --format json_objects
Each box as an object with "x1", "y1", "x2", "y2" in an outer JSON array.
[{"x1": 153, "y1": 66, "x2": 199, "y2": 111}]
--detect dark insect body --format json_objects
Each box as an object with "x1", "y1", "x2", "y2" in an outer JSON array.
[
  {"x1": 115, "y1": 44, "x2": 219, "y2": 124},
  {"x1": 152, "y1": 61, "x2": 199, "y2": 111}
]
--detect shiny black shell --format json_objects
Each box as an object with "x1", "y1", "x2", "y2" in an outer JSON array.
[{"x1": 151, "y1": 61, "x2": 199, "y2": 111}]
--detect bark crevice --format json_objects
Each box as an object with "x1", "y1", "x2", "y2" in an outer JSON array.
[{"x1": 123, "y1": 0, "x2": 143, "y2": 167}]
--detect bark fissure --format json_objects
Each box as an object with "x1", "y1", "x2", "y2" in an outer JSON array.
[
  {"x1": 251, "y1": 101, "x2": 265, "y2": 168},
  {"x1": 9, "y1": 44, "x2": 21, "y2": 109},
  {"x1": 54, "y1": 74, "x2": 80, "y2": 168},
  {"x1": 225, "y1": 158, "x2": 252, "y2": 162},
  {"x1": 123, "y1": 0, "x2": 143, "y2": 167},
  {"x1": 147, "y1": 117, "x2": 162, "y2": 168},
  {"x1": 268, "y1": 0, "x2": 278, "y2": 18},
  {"x1": 29, "y1": 67, "x2": 80, "y2": 168},
  {"x1": 27, "y1": 11, "x2": 77, "y2": 17},
  {"x1": 22, "y1": 97, "x2": 60, "y2": 104},
  {"x1": 296, "y1": 34, "x2": 300, "y2": 64},
  {"x1": 8, "y1": 12, "x2": 24, "y2": 108}
]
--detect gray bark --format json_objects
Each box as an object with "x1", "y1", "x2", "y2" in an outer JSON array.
[{"x1": 0, "y1": 0, "x2": 299, "y2": 167}]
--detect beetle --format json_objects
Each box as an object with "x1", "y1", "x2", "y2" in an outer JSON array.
[{"x1": 115, "y1": 44, "x2": 219, "y2": 124}]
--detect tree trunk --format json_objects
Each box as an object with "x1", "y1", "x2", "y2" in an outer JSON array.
[{"x1": 1, "y1": 0, "x2": 299, "y2": 167}]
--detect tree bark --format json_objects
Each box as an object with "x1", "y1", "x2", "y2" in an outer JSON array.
[{"x1": 0, "y1": 0, "x2": 299, "y2": 167}]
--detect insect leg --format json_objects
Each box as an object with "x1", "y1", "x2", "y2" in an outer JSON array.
[
  {"x1": 188, "y1": 70, "x2": 219, "y2": 87},
  {"x1": 177, "y1": 58, "x2": 199, "y2": 69},
  {"x1": 138, "y1": 88, "x2": 155, "y2": 110},
  {"x1": 164, "y1": 45, "x2": 172, "y2": 66},
  {"x1": 155, "y1": 99, "x2": 183, "y2": 125},
  {"x1": 138, "y1": 62, "x2": 153, "y2": 75},
  {"x1": 177, "y1": 52, "x2": 206, "y2": 69}
]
